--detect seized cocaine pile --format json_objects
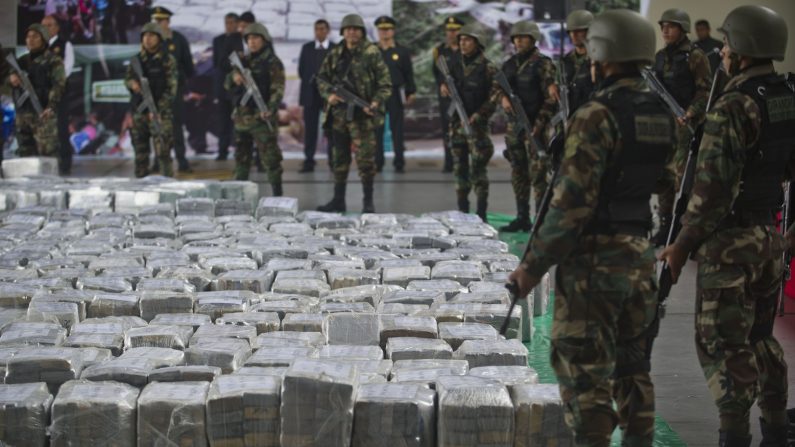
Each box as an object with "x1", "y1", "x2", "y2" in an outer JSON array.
[{"x1": 0, "y1": 166, "x2": 568, "y2": 446}]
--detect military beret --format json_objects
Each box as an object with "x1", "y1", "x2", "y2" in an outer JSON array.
[{"x1": 375, "y1": 16, "x2": 396, "y2": 29}]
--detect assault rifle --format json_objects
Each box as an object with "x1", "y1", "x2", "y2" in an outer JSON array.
[
  {"x1": 229, "y1": 52, "x2": 273, "y2": 130},
  {"x1": 6, "y1": 54, "x2": 44, "y2": 115}
]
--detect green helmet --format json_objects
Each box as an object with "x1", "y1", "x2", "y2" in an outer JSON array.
[
  {"x1": 27, "y1": 24, "x2": 50, "y2": 42},
  {"x1": 140, "y1": 22, "x2": 163, "y2": 40},
  {"x1": 340, "y1": 14, "x2": 366, "y2": 35},
  {"x1": 244, "y1": 23, "x2": 272, "y2": 42},
  {"x1": 458, "y1": 24, "x2": 485, "y2": 47},
  {"x1": 587, "y1": 9, "x2": 656, "y2": 64},
  {"x1": 718, "y1": 5, "x2": 787, "y2": 61},
  {"x1": 566, "y1": 10, "x2": 593, "y2": 31},
  {"x1": 658, "y1": 8, "x2": 691, "y2": 33},
  {"x1": 510, "y1": 21, "x2": 541, "y2": 42}
]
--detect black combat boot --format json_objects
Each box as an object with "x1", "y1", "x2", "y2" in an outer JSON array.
[
  {"x1": 317, "y1": 183, "x2": 346, "y2": 212},
  {"x1": 760, "y1": 418, "x2": 791, "y2": 447},
  {"x1": 652, "y1": 215, "x2": 671, "y2": 247},
  {"x1": 476, "y1": 197, "x2": 488, "y2": 223},
  {"x1": 362, "y1": 180, "x2": 375, "y2": 214},
  {"x1": 500, "y1": 201, "x2": 531, "y2": 232},
  {"x1": 719, "y1": 431, "x2": 752, "y2": 447},
  {"x1": 457, "y1": 191, "x2": 470, "y2": 213},
  {"x1": 271, "y1": 183, "x2": 283, "y2": 197}
]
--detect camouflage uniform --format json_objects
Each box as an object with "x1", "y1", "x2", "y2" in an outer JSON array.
[
  {"x1": 7, "y1": 48, "x2": 65, "y2": 158},
  {"x1": 520, "y1": 76, "x2": 675, "y2": 446},
  {"x1": 674, "y1": 64, "x2": 792, "y2": 439},
  {"x1": 225, "y1": 46, "x2": 285, "y2": 183},
  {"x1": 125, "y1": 49, "x2": 178, "y2": 178}
]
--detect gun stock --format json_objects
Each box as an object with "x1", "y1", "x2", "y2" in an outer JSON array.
[
  {"x1": 314, "y1": 75, "x2": 372, "y2": 122},
  {"x1": 130, "y1": 56, "x2": 166, "y2": 148},
  {"x1": 435, "y1": 56, "x2": 473, "y2": 137},
  {"x1": 6, "y1": 54, "x2": 44, "y2": 115},
  {"x1": 229, "y1": 52, "x2": 273, "y2": 130},
  {"x1": 642, "y1": 67, "x2": 695, "y2": 134}
]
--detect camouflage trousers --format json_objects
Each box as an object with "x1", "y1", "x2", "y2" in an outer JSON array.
[
  {"x1": 695, "y1": 258, "x2": 789, "y2": 436},
  {"x1": 450, "y1": 118, "x2": 494, "y2": 200},
  {"x1": 15, "y1": 111, "x2": 58, "y2": 157},
  {"x1": 505, "y1": 122, "x2": 549, "y2": 208},
  {"x1": 657, "y1": 124, "x2": 692, "y2": 218},
  {"x1": 329, "y1": 111, "x2": 377, "y2": 184},
  {"x1": 551, "y1": 238, "x2": 659, "y2": 447},
  {"x1": 131, "y1": 112, "x2": 174, "y2": 178},
  {"x1": 233, "y1": 110, "x2": 283, "y2": 182}
]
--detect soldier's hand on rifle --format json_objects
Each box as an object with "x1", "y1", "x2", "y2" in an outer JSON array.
[
  {"x1": 129, "y1": 80, "x2": 141, "y2": 94},
  {"x1": 440, "y1": 84, "x2": 450, "y2": 98},
  {"x1": 468, "y1": 113, "x2": 479, "y2": 125},
  {"x1": 676, "y1": 111, "x2": 694, "y2": 127},
  {"x1": 363, "y1": 101, "x2": 378, "y2": 116},
  {"x1": 507, "y1": 266, "x2": 538, "y2": 301},
  {"x1": 233, "y1": 72, "x2": 244, "y2": 86},
  {"x1": 657, "y1": 243, "x2": 688, "y2": 283},
  {"x1": 328, "y1": 93, "x2": 343, "y2": 106},
  {"x1": 259, "y1": 111, "x2": 271, "y2": 121},
  {"x1": 9, "y1": 74, "x2": 21, "y2": 88},
  {"x1": 549, "y1": 84, "x2": 560, "y2": 102},
  {"x1": 40, "y1": 108, "x2": 54, "y2": 120},
  {"x1": 501, "y1": 96, "x2": 513, "y2": 114}
]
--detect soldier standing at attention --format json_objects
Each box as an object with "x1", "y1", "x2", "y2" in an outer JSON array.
[
  {"x1": 152, "y1": 6, "x2": 194, "y2": 173},
  {"x1": 374, "y1": 15, "x2": 416, "y2": 174},
  {"x1": 498, "y1": 20, "x2": 557, "y2": 232},
  {"x1": 432, "y1": 16, "x2": 464, "y2": 173},
  {"x1": 225, "y1": 23, "x2": 284, "y2": 195},
  {"x1": 509, "y1": 10, "x2": 674, "y2": 446},
  {"x1": 561, "y1": 10, "x2": 596, "y2": 115},
  {"x1": 315, "y1": 14, "x2": 392, "y2": 214},
  {"x1": 125, "y1": 23, "x2": 177, "y2": 178},
  {"x1": 6, "y1": 24, "x2": 66, "y2": 159},
  {"x1": 652, "y1": 8, "x2": 712, "y2": 245},
  {"x1": 659, "y1": 6, "x2": 793, "y2": 446}
]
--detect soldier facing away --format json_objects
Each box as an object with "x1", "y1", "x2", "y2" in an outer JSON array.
[
  {"x1": 509, "y1": 10, "x2": 675, "y2": 447},
  {"x1": 225, "y1": 22, "x2": 285, "y2": 195},
  {"x1": 439, "y1": 24, "x2": 500, "y2": 222},
  {"x1": 498, "y1": 20, "x2": 557, "y2": 232},
  {"x1": 316, "y1": 13, "x2": 392, "y2": 214},
  {"x1": 124, "y1": 22, "x2": 178, "y2": 178},
  {"x1": 659, "y1": 6, "x2": 793, "y2": 447},
  {"x1": 6, "y1": 24, "x2": 66, "y2": 159}
]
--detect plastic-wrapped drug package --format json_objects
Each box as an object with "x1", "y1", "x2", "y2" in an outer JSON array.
[
  {"x1": 233, "y1": 366, "x2": 288, "y2": 378},
  {"x1": 352, "y1": 383, "x2": 436, "y2": 447},
  {"x1": 245, "y1": 346, "x2": 318, "y2": 368},
  {"x1": 381, "y1": 290, "x2": 445, "y2": 307},
  {"x1": 214, "y1": 269, "x2": 275, "y2": 293},
  {"x1": 272, "y1": 278, "x2": 330, "y2": 298},
  {"x1": 453, "y1": 339, "x2": 529, "y2": 368},
  {"x1": 406, "y1": 279, "x2": 465, "y2": 300},
  {"x1": 63, "y1": 332, "x2": 124, "y2": 356},
  {"x1": 460, "y1": 303, "x2": 524, "y2": 341},
  {"x1": 147, "y1": 365, "x2": 222, "y2": 383},
  {"x1": 5, "y1": 347, "x2": 84, "y2": 393},
  {"x1": 438, "y1": 322, "x2": 499, "y2": 350},
  {"x1": 137, "y1": 381, "x2": 210, "y2": 447},
  {"x1": 76, "y1": 276, "x2": 133, "y2": 293},
  {"x1": 0, "y1": 284, "x2": 37, "y2": 308},
  {"x1": 124, "y1": 325, "x2": 194, "y2": 350},
  {"x1": 139, "y1": 291, "x2": 195, "y2": 321},
  {"x1": 0, "y1": 322, "x2": 67, "y2": 347},
  {"x1": 320, "y1": 302, "x2": 375, "y2": 314},
  {"x1": 252, "y1": 300, "x2": 314, "y2": 319},
  {"x1": 281, "y1": 313, "x2": 324, "y2": 333},
  {"x1": 78, "y1": 347, "x2": 113, "y2": 368},
  {"x1": 377, "y1": 303, "x2": 429, "y2": 315},
  {"x1": 88, "y1": 293, "x2": 140, "y2": 318},
  {"x1": 512, "y1": 383, "x2": 575, "y2": 447},
  {"x1": 191, "y1": 324, "x2": 257, "y2": 347},
  {"x1": 255, "y1": 331, "x2": 325, "y2": 349},
  {"x1": 436, "y1": 375, "x2": 514, "y2": 447},
  {"x1": 450, "y1": 291, "x2": 510, "y2": 305},
  {"x1": 0, "y1": 382, "x2": 53, "y2": 447},
  {"x1": 386, "y1": 337, "x2": 453, "y2": 361},
  {"x1": 206, "y1": 374, "x2": 282, "y2": 447},
  {"x1": 119, "y1": 347, "x2": 185, "y2": 367},
  {"x1": 468, "y1": 366, "x2": 539, "y2": 392},
  {"x1": 26, "y1": 300, "x2": 80, "y2": 332},
  {"x1": 185, "y1": 338, "x2": 251, "y2": 373},
  {"x1": 136, "y1": 277, "x2": 196, "y2": 293},
  {"x1": 150, "y1": 312, "x2": 212, "y2": 331},
  {"x1": 156, "y1": 266, "x2": 215, "y2": 292},
  {"x1": 194, "y1": 295, "x2": 249, "y2": 321},
  {"x1": 382, "y1": 266, "x2": 431, "y2": 288},
  {"x1": 217, "y1": 312, "x2": 281, "y2": 334},
  {"x1": 326, "y1": 268, "x2": 380, "y2": 290},
  {"x1": 256, "y1": 197, "x2": 299, "y2": 218},
  {"x1": 50, "y1": 380, "x2": 139, "y2": 447},
  {"x1": 176, "y1": 197, "x2": 215, "y2": 217},
  {"x1": 317, "y1": 345, "x2": 384, "y2": 361},
  {"x1": 379, "y1": 315, "x2": 438, "y2": 348},
  {"x1": 280, "y1": 358, "x2": 359, "y2": 447},
  {"x1": 80, "y1": 357, "x2": 157, "y2": 387},
  {"x1": 323, "y1": 312, "x2": 381, "y2": 346}
]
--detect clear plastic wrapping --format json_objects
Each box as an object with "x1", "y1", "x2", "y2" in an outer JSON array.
[
  {"x1": 386, "y1": 337, "x2": 453, "y2": 361},
  {"x1": 139, "y1": 291, "x2": 195, "y2": 321},
  {"x1": 194, "y1": 295, "x2": 249, "y2": 321},
  {"x1": 50, "y1": 379, "x2": 139, "y2": 447},
  {"x1": 233, "y1": 366, "x2": 289, "y2": 378},
  {"x1": 438, "y1": 322, "x2": 500, "y2": 350},
  {"x1": 80, "y1": 357, "x2": 157, "y2": 387},
  {"x1": 406, "y1": 279, "x2": 466, "y2": 300},
  {"x1": 217, "y1": 311, "x2": 281, "y2": 334},
  {"x1": 185, "y1": 338, "x2": 251, "y2": 373},
  {"x1": 119, "y1": 347, "x2": 185, "y2": 367},
  {"x1": 256, "y1": 196, "x2": 299, "y2": 218},
  {"x1": 318, "y1": 345, "x2": 384, "y2": 361},
  {"x1": 64, "y1": 333, "x2": 124, "y2": 356},
  {"x1": 150, "y1": 312, "x2": 212, "y2": 330},
  {"x1": 453, "y1": 339, "x2": 529, "y2": 368},
  {"x1": 430, "y1": 260, "x2": 484, "y2": 286},
  {"x1": 125, "y1": 325, "x2": 194, "y2": 350},
  {"x1": 468, "y1": 366, "x2": 539, "y2": 391},
  {"x1": 436, "y1": 375, "x2": 514, "y2": 447},
  {"x1": 379, "y1": 316, "x2": 439, "y2": 348},
  {"x1": 5, "y1": 347, "x2": 84, "y2": 393},
  {"x1": 381, "y1": 289, "x2": 446, "y2": 307},
  {"x1": 320, "y1": 302, "x2": 375, "y2": 314},
  {"x1": 207, "y1": 374, "x2": 282, "y2": 447},
  {"x1": 255, "y1": 331, "x2": 325, "y2": 349},
  {"x1": 0, "y1": 284, "x2": 38, "y2": 308},
  {"x1": 245, "y1": 346, "x2": 319, "y2": 367},
  {"x1": 352, "y1": 383, "x2": 436, "y2": 447},
  {"x1": 191, "y1": 324, "x2": 257, "y2": 347},
  {"x1": 201, "y1": 256, "x2": 258, "y2": 275},
  {"x1": 0, "y1": 382, "x2": 53, "y2": 447},
  {"x1": 0, "y1": 321, "x2": 67, "y2": 347},
  {"x1": 382, "y1": 266, "x2": 431, "y2": 288},
  {"x1": 511, "y1": 383, "x2": 575, "y2": 447},
  {"x1": 136, "y1": 277, "x2": 196, "y2": 293},
  {"x1": 156, "y1": 266, "x2": 215, "y2": 292},
  {"x1": 148, "y1": 365, "x2": 222, "y2": 383},
  {"x1": 176, "y1": 197, "x2": 215, "y2": 217},
  {"x1": 324, "y1": 313, "x2": 381, "y2": 346},
  {"x1": 137, "y1": 381, "x2": 210, "y2": 447},
  {"x1": 326, "y1": 268, "x2": 380, "y2": 290},
  {"x1": 271, "y1": 278, "x2": 330, "y2": 298},
  {"x1": 88, "y1": 293, "x2": 140, "y2": 318},
  {"x1": 281, "y1": 313, "x2": 324, "y2": 332}
]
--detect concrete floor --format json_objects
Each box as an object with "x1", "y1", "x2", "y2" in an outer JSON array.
[{"x1": 70, "y1": 155, "x2": 795, "y2": 446}]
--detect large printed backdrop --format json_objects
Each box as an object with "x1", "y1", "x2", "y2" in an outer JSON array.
[{"x1": 12, "y1": 0, "x2": 638, "y2": 158}]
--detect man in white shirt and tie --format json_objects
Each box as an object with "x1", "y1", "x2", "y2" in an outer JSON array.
[
  {"x1": 42, "y1": 15, "x2": 74, "y2": 175},
  {"x1": 298, "y1": 19, "x2": 334, "y2": 173}
]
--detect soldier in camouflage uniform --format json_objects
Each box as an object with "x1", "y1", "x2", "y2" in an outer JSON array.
[
  {"x1": 562, "y1": 10, "x2": 597, "y2": 115},
  {"x1": 440, "y1": 24, "x2": 500, "y2": 222},
  {"x1": 316, "y1": 14, "x2": 392, "y2": 213},
  {"x1": 6, "y1": 24, "x2": 65, "y2": 159},
  {"x1": 509, "y1": 10, "x2": 675, "y2": 446},
  {"x1": 432, "y1": 16, "x2": 464, "y2": 173},
  {"x1": 498, "y1": 20, "x2": 557, "y2": 232},
  {"x1": 660, "y1": 6, "x2": 793, "y2": 446},
  {"x1": 653, "y1": 8, "x2": 712, "y2": 245},
  {"x1": 225, "y1": 22, "x2": 284, "y2": 195},
  {"x1": 124, "y1": 23, "x2": 178, "y2": 178}
]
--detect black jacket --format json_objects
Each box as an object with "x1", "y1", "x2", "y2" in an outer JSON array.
[
  {"x1": 298, "y1": 40, "x2": 333, "y2": 107},
  {"x1": 212, "y1": 32, "x2": 243, "y2": 99}
]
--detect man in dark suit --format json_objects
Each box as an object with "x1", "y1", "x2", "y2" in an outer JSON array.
[
  {"x1": 212, "y1": 12, "x2": 241, "y2": 161},
  {"x1": 297, "y1": 19, "x2": 333, "y2": 173}
]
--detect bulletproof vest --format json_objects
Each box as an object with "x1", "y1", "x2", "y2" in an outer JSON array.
[
  {"x1": 563, "y1": 53, "x2": 595, "y2": 115},
  {"x1": 137, "y1": 53, "x2": 168, "y2": 105},
  {"x1": 21, "y1": 51, "x2": 53, "y2": 110},
  {"x1": 451, "y1": 53, "x2": 489, "y2": 116},
  {"x1": 434, "y1": 43, "x2": 457, "y2": 86},
  {"x1": 587, "y1": 84, "x2": 675, "y2": 233},
  {"x1": 729, "y1": 74, "x2": 795, "y2": 219},
  {"x1": 654, "y1": 46, "x2": 696, "y2": 109},
  {"x1": 238, "y1": 50, "x2": 273, "y2": 108}
]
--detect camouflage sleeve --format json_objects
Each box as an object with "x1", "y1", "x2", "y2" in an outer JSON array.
[
  {"x1": 532, "y1": 58, "x2": 558, "y2": 132},
  {"x1": 474, "y1": 62, "x2": 499, "y2": 121},
  {"x1": 432, "y1": 47, "x2": 442, "y2": 85},
  {"x1": 124, "y1": 58, "x2": 136, "y2": 92},
  {"x1": 520, "y1": 101, "x2": 618, "y2": 282},
  {"x1": 316, "y1": 49, "x2": 335, "y2": 100},
  {"x1": 675, "y1": 92, "x2": 761, "y2": 253},
  {"x1": 686, "y1": 48, "x2": 712, "y2": 122},
  {"x1": 159, "y1": 55, "x2": 178, "y2": 112},
  {"x1": 269, "y1": 57, "x2": 286, "y2": 112},
  {"x1": 371, "y1": 50, "x2": 393, "y2": 106},
  {"x1": 47, "y1": 55, "x2": 66, "y2": 110}
]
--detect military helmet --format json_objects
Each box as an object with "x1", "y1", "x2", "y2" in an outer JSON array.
[
  {"x1": 244, "y1": 22, "x2": 272, "y2": 42},
  {"x1": 718, "y1": 5, "x2": 787, "y2": 61},
  {"x1": 566, "y1": 10, "x2": 594, "y2": 31},
  {"x1": 27, "y1": 24, "x2": 50, "y2": 42},
  {"x1": 587, "y1": 9, "x2": 656, "y2": 64},
  {"x1": 340, "y1": 14, "x2": 366, "y2": 35},
  {"x1": 658, "y1": 8, "x2": 691, "y2": 33},
  {"x1": 140, "y1": 22, "x2": 163, "y2": 40},
  {"x1": 510, "y1": 21, "x2": 542, "y2": 42},
  {"x1": 458, "y1": 24, "x2": 485, "y2": 46}
]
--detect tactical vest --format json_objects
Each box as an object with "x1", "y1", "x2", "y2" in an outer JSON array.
[
  {"x1": 563, "y1": 53, "x2": 595, "y2": 115},
  {"x1": 654, "y1": 47, "x2": 696, "y2": 109},
  {"x1": 452, "y1": 53, "x2": 489, "y2": 116},
  {"x1": 16, "y1": 52, "x2": 53, "y2": 111},
  {"x1": 727, "y1": 73, "x2": 795, "y2": 223},
  {"x1": 586, "y1": 85, "x2": 675, "y2": 235},
  {"x1": 133, "y1": 53, "x2": 168, "y2": 107},
  {"x1": 237, "y1": 51, "x2": 273, "y2": 109}
]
